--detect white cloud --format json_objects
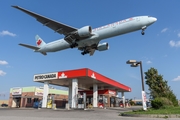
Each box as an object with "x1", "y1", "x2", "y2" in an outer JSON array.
[
  {"x1": 169, "y1": 40, "x2": 180, "y2": 47},
  {"x1": 0, "y1": 70, "x2": 6, "y2": 76},
  {"x1": 146, "y1": 61, "x2": 152, "y2": 64},
  {"x1": 0, "y1": 60, "x2": 8, "y2": 65},
  {"x1": 172, "y1": 76, "x2": 180, "y2": 81},
  {"x1": 0, "y1": 30, "x2": 16, "y2": 37},
  {"x1": 178, "y1": 33, "x2": 180, "y2": 38},
  {"x1": 161, "y1": 28, "x2": 168, "y2": 33}
]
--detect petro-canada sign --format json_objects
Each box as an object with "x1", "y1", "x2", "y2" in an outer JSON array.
[{"x1": 34, "y1": 72, "x2": 58, "y2": 81}]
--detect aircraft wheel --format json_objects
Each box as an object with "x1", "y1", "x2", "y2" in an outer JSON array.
[
  {"x1": 75, "y1": 43, "x2": 78, "y2": 47},
  {"x1": 81, "y1": 52, "x2": 85, "y2": 55},
  {"x1": 141, "y1": 31, "x2": 145, "y2": 35},
  {"x1": 71, "y1": 43, "x2": 78, "y2": 48}
]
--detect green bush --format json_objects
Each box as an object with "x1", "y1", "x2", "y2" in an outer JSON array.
[
  {"x1": 151, "y1": 97, "x2": 173, "y2": 109},
  {"x1": 151, "y1": 98, "x2": 163, "y2": 109},
  {"x1": 166, "y1": 91, "x2": 179, "y2": 107}
]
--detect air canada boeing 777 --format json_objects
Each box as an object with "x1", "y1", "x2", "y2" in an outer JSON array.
[{"x1": 12, "y1": 6, "x2": 157, "y2": 56}]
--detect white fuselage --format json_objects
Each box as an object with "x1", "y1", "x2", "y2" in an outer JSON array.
[{"x1": 37, "y1": 16, "x2": 156, "y2": 53}]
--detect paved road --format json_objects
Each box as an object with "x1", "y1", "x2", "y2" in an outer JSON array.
[{"x1": 0, "y1": 107, "x2": 179, "y2": 120}]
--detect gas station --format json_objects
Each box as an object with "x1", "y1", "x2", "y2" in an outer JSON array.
[{"x1": 33, "y1": 68, "x2": 131, "y2": 109}]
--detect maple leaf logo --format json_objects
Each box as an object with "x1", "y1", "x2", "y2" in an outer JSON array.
[
  {"x1": 91, "y1": 73, "x2": 96, "y2": 79},
  {"x1": 37, "y1": 39, "x2": 42, "y2": 46},
  {"x1": 59, "y1": 72, "x2": 67, "y2": 79}
]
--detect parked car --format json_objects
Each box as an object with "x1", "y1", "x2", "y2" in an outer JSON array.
[{"x1": 1, "y1": 103, "x2": 8, "y2": 107}]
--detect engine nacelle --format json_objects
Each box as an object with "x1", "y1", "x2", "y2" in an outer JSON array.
[
  {"x1": 77, "y1": 26, "x2": 92, "y2": 37},
  {"x1": 97, "y1": 42, "x2": 109, "y2": 51}
]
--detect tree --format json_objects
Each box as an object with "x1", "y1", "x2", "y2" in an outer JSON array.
[{"x1": 144, "y1": 67, "x2": 178, "y2": 107}]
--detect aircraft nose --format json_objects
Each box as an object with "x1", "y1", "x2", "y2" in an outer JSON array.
[
  {"x1": 149, "y1": 17, "x2": 157, "y2": 23},
  {"x1": 152, "y1": 17, "x2": 157, "y2": 22}
]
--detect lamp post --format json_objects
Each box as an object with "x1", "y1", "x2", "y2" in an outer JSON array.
[{"x1": 126, "y1": 60, "x2": 147, "y2": 110}]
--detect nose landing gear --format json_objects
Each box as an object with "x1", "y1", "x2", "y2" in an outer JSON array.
[
  {"x1": 141, "y1": 30, "x2": 145, "y2": 35},
  {"x1": 141, "y1": 26, "x2": 147, "y2": 35}
]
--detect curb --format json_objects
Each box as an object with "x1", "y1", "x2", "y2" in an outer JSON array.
[{"x1": 120, "y1": 113, "x2": 180, "y2": 118}]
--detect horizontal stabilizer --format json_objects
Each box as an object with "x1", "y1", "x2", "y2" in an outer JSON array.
[{"x1": 19, "y1": 43, "x2": 40, "y2": 50}]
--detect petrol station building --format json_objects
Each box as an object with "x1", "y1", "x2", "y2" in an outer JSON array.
[
  {"x1": 33, "y1": 68, "x2": 131, "y2": 108},
  {"x1": 9, "y1": 86, "x2": 68, "y2": 108}
]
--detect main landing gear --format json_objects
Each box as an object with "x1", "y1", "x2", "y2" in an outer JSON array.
[
  {"x1": 80, "y1": 46, "x2": 90, "y2": 55},
  {"x1": 81, "y1": 50, "x2": 89, "y2": 55},
  {"x1": 70, "y1": 43, "x2": 78, "y2": 48}
]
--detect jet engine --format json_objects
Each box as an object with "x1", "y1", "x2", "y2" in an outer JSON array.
[
  {"x1": 97, "y1": 42, "x2": 109, "y2": 51},
  {"x1": 77, "y1": 26, "x2": 92, "y2": 37}
]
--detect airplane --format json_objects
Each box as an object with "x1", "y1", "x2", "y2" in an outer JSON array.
[{"x1": 12, "y1": 6, "x2": 157, "y2": 56}]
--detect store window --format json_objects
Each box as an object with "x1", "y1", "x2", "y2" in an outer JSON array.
[
  {"x1": 27, "y1": 98, "x2": 32, "y2": 103},
  {"x1": 34, "y1": 98, "x2": 39, "y2": 102}
]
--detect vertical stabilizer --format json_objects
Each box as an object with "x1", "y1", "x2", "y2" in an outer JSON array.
[{"x1": 35, "y1": 35, "x2": 46, "y2": 47}]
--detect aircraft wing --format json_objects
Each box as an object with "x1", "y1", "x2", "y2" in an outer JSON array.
[
  {"x1": 12, "y1": 6, "x2": 77, "y2": 36},
  {"x1": 19, "y1": 43, "x2": 40, "y2": 50}
]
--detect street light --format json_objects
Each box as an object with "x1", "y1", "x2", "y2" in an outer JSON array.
[{"x1": 126, "y1": 60, "x2": 147, "y2": 110}]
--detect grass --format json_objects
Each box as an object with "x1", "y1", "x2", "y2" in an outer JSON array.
[{"x1": 123, "y1": 107, "x2": 180, "y2": 115}]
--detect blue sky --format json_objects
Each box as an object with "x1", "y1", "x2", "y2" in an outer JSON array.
[{"x1": 0, "y1": 0, "x2": 180, "y2": 100}]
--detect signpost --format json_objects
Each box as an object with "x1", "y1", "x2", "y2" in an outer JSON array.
[
  {"x1": 142, "y1": 91, "x2": 147, "y2": 110},
  {"x1": 126, "y1": 60, "x2": 147, "y2": 110}
]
